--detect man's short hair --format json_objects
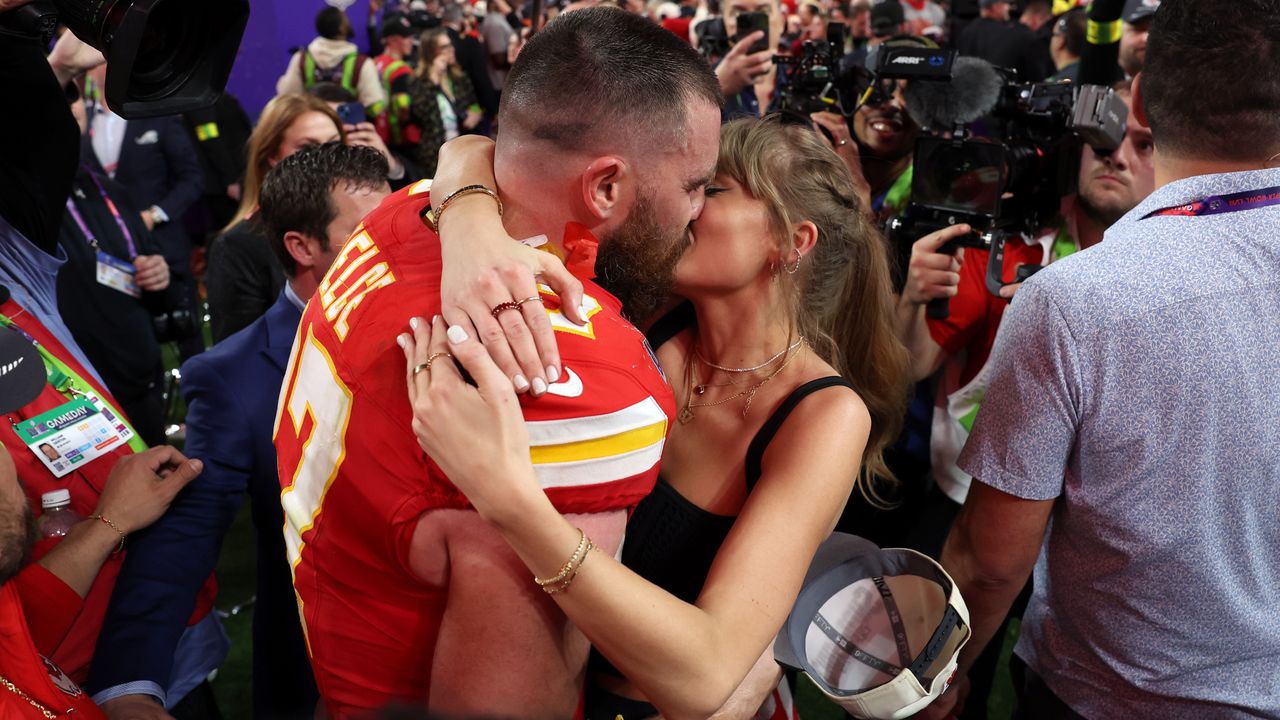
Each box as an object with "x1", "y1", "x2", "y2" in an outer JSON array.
[
  {"x1": 1055, "y1": 7, "x2": 1086, "y2": 57},
  {"x1": 258, "y1": 143, "x2": 389, "y2": 275},
  {"x1": 1141, "y1": 0, "x2": 1280, "y2": 161},
  {"x1": 316, "y1": 7, "x2": 348, "y2": 39},
  {"x1": 498, "y1": 6, "x2": 722, "y2": 151}
]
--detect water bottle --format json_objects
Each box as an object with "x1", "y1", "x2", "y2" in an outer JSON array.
[{"x1": 40, "y1": 489, "x2": 82, "y2": 539}]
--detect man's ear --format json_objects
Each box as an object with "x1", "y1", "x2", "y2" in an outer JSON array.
[
  {"x1": 282, "y1": 230, "x2": 319, "y2": 272},
  {"x1": 579, "y1": 156, "x2": 630, "y2": 223},
  {"x1": 1131, "y1": 73, "x2": 1150, "y2": 129}
]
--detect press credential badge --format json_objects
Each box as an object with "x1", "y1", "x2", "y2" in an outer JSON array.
[{"x1": 16, "y1": 394, "x2": 134, "y2": 478}]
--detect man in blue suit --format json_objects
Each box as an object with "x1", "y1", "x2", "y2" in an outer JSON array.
[
  {"x1": 83, "y1": 66, "x2": 205, "y2": 359},
  {"x1": 88, "y1": 143, "x2": 391, "y2": 720}
]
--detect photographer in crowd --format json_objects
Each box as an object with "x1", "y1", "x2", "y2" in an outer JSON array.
[
  {"x1": 896, "y1": 84, "x2": 1155, "y2": 719},
  {"x1": 717, "y1": 0, "x2": 786, "y2": 118},
  {"x1": 932, "y1": 0, "x2": 1280, "y2": 716}
]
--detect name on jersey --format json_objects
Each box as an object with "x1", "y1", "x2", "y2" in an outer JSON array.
[{"x1": 318, "y1": 228, "x2": 397, "y2": 341}]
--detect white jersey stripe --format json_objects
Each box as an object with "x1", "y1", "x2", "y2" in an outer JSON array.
[
  {"x1": 525, "y1": 396, "x2": 668, "y2": 447},
  {"x1": 532, "y1": 441, "x2": 665, "y2": 490}
]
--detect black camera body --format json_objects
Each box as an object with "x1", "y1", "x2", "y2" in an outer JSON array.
[
  {"x1": 0, "y1": 0, "x2": 249, "y2": 118},
  {"x1": 874, "y1": 48, "x2": 1128, "y2": 316},
  {"x1": 774, "y1": 23, "x2": 860, "y2": 119}
]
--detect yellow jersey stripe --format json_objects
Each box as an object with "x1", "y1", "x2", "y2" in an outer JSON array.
[{"x1": 529, "y1": 420, "x2": 666, "y2": 465}]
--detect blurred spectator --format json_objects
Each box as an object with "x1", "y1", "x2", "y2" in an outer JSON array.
[
  {"x1": 409, "y1": 29, "x2": 484, "y2": 175},
  {"x1": 206, "y1": 94, "x2": 343, "y2": 342},
  {"x1": 1046, "y1": 7, "x2": 1085, "y2": 82},
  {"x1": 900, "y1": 0, "x2": 945, "y2": 36},
  {"x1": 277, "y1": 6, "x2": 388, "y2": 116},
  {"x1": 306, "y1": 82, "x2": 425, "y2": 191},
  {"x1": 956, "y1": 0, "x2": 1052, "y2": 82},
  {"x1": 1118, "y1": 0, "x2": 1159, "y2": 77},
  {"x1": 931, "y1": 1, "x2": 1280, "y2": 716},
  {"x1": 57, "y1": 99, "x2": 174, "y2": 447},
  {"x1": 83, "y1": 66, "x2": 205, "y2": 361},
  {"x1": 1017, "y1": 0, "x2": 1052, "y2": 31},
  {"x1": 868, "y1": 0, "x2": 907, "y2": 41},
  {"x1": 181, "y1": 93, "x2": 253, "y2": 246},
  {"x1": 91, "y1": 143, "x2": 390, "y2": 720},
  {"x1": 373, "y1": 14, "x2": 422, "y2": 156},
  {"x1": 440, "y1": 3, "x2": 500, "y2": 120},
  {"x1": 717, "y1": 0, "x2": 785, "y2": 119},
  {"x1": 480, "y1": 0, "x2": 517, "y2": 96}
]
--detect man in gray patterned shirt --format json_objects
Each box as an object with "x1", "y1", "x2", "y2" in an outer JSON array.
[{"x1": 924, "y1": 0, "x2": 1280, "y2": 717}]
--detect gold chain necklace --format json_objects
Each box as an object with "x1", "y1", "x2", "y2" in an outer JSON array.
[
  {"x1": 679, "y1": 342, "x2": 802, "y2": 424},
  {"x1": 0, "y1": 673, "x2": 63, "y2": 718}
]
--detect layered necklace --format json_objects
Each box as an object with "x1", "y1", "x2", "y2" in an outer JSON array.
[{"x1": 679, "y1": 336, "x2": 805, "y2": 424}]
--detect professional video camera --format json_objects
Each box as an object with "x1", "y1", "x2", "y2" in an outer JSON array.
[
  {"x1": 0, "y1": 0, "x2": 249, "y2": 119},
  {"x1": 873, "y1": 45, "x2": 1128, "y2": 316},
  {"x1": 774, "y1": 23, "x2": 861, "y2": 119}
]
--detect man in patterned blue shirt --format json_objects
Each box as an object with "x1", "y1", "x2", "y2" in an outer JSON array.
[{"x1": 924, "y1": 0, "x2": 1280, "y2": 717}]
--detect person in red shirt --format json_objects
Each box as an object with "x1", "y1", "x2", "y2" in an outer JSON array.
[
  {"x1": 0, "y1": 332, "x2": 202, "y2": 719},
  {"x1": 273, "y1": 8, "x2": 721, "y2": 718}
]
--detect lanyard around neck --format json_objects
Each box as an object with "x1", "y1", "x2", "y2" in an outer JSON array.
[
  {"x1": 65, "y1": 170, "x2": 139, "y2": 259},
  {"x1": 1143, "y1": 185, "x2": 1280, "y2": 219}
]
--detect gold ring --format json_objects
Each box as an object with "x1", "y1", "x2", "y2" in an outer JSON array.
[
  {"x1": 517, "y1": 295, "x2": 542, "y2": 306},
  {"x1": 412, "y1": 362, "x2": 430, "y2": 376},
  {"x1": 424, "y1": 352, "x2": 452, "y2": 374}
]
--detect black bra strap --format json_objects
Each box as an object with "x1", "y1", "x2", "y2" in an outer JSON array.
[
  {"x1": 744, "y1": 377, "x2": 855, "y2": 491},
  {"x1": 644, "y1": 301, "x2": 695, "y2": 350}
]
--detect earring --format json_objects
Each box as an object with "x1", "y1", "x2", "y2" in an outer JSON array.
[{"x1": 782, "y1": 250, "x2": 801, "y2": 275}]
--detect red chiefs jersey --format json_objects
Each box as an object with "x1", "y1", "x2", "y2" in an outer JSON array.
[
  {"x1": 274, "y1": 181, "x2": 674, "y2": 715},
  {"x1": 0, "y1": 578, "x2": 106, "y2": 720}
]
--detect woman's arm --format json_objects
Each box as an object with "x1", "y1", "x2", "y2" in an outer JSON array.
[
  {"x1": 430, "y1": 135, "x2": 585, "y2": 394},
  {"x1": 400, "y1": 317, "x2": 869, "y2": 718}
]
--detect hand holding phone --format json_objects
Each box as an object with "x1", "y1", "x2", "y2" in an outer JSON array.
[
  {"x1": 735, "y1": 11, "x2": 771, "y2": 54},
  {"x1": 336, "y1": 102, "x2": 366, "y2": 127}
]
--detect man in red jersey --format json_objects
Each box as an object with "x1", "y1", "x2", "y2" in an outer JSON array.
[{"x1": 274, "y1": 7, "x2": 723, "y2": 718}]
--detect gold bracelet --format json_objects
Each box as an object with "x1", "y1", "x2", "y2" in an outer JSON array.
[
  {"x1": 542, "y1": 540, "x2": 595, "y2": 595},
  {"x1": 534, "y1": 528, "x2": 587, "y2": 588},
  {"x1": 423, "y1": 184, "x2": 502, "y2": 233},
  {"x1": 88, "y1": 514, "x2": 126, "y2": 554}
]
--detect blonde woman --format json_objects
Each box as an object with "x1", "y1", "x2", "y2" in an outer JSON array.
[
  {"x1": 401, "y1": 117, "x2": 909, "y2": 718},
  {"x1": 206, "y1": 93, "x2": 344, "y2": 340}
]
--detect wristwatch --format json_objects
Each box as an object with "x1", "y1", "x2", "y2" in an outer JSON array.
[{"x1": 145, "y1": 205, "x2": 169, "y2": 225}]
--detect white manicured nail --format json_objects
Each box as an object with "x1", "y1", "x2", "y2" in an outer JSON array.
[
  {"x1": 447, "y1": 325, "x2": 468, "y2": 344},
  {"x1": 513, "y1": 374, "x2": 530, "y2": 392},
  {"x1": 410, "y1": 317, "x2": 420, "y2": 330},
  {"x1": 547, "y1": 365, "x2": 560, "y2": 383},
  {"x1": 396, "y1": 335, "x2": 407, "y2": 349},
  {"x1": 531, "y1": 377, "x2": 547, "y2": 395},
  {"x1": 432, "y1": 315, "x2": 440, "y2": 324}
]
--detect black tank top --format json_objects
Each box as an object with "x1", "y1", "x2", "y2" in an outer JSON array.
[{"x1": 591, "y1": 305, "x2": 854, "y2": 682}]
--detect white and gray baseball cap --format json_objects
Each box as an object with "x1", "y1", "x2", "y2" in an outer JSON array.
[
  {"x1": 775, "y1": 533, "x2": 971, "y2": 720},
  {"x1": 0, "y1": 326, "x2": 44, "y2": 414}
]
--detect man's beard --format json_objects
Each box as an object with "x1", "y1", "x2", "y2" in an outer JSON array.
[
  {"x1": 0, "y1": 499, "x2": 37, "y2": 587},
  {"x1": 595, "y1": 192, "x2": 690, "y2": 323}
]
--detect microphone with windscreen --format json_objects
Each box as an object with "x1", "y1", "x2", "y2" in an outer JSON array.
[{"x1": 901, "y1": 56, "x2": 1004, "y2": 131}]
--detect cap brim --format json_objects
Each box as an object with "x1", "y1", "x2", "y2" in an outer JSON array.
[
  {"x1": 775, "y1": 537, "x2": 972, "y2": 720},
  {"x1": 0, "y1": 328, "x2": 45, "y2": 415}
]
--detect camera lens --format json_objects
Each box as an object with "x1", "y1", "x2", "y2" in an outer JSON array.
[{"x1": 127, "y1": 0, "x2": 202, "y2": 100}]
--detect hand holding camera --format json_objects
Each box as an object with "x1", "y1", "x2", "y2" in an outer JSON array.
[{"x1": 905, "y1": 224, "x2": 971, "y2": 306}]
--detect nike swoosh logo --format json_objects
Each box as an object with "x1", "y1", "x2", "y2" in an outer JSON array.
[{"x1": 545, "y1": 367, "x2": 584, "y2": 398}]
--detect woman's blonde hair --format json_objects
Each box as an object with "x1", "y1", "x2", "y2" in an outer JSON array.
[
  {"x1": 716, "y1": 117, "x2": 910, "y2": 499},
  {"x1": 224, "y1": 93, "x2": 344, "y2": 232}
]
